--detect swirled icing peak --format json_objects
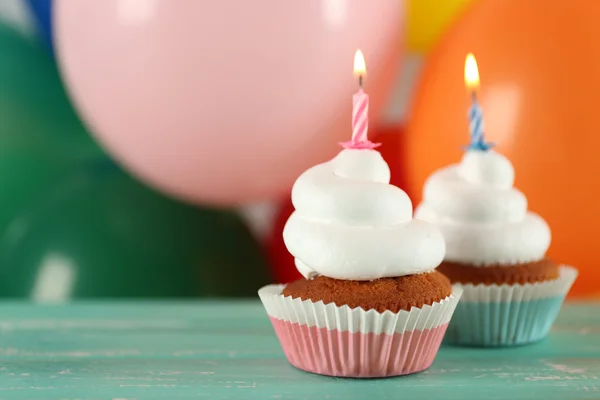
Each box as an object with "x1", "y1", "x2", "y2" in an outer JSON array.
[
  {"x1": 283, "y1": 149, "x2": 445, "y2": 281},
  {"x1": 415, "y1": 150, "x2": 551, "y2": 266},
  {"x1": 459, "y1": 150, "x2": 515, "y2": 189}
]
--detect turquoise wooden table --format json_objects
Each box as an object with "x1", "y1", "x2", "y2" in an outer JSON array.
[{"x1": 0, "y1": 302, "x2": 598, "y2": 399}]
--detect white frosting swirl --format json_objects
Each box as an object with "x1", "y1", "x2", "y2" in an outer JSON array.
[
  {"x1": 283, "y1": 149, "x2": 445, "y2": 281},
  {"x1": 415, "y1": 150, "x2": 551, "y2": 266}
]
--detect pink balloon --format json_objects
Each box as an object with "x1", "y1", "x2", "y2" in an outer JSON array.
[{"x1": 55, "y1": 0, "x2": 403, "y2": 205}]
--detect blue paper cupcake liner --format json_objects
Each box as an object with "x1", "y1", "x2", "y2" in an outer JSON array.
[{"x1": 444, "y1": 266, "x2": 577, "y2": 347}]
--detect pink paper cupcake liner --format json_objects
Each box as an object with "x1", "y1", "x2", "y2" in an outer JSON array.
[{"x1": 258, "y1": 284, "x2": 462, "y2": 378}]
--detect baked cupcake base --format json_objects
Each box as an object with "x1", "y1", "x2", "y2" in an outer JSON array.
[
  {"x1": 437, "y1": 258, "x2": 559, "y2": 285},
  {"x1": 259, "y1": 283, "x2": 462, "y2": 378},
  {"x1": 282, "y1": 271, "x2": 452, "y2": 313},
  {"x1": 444, "y1": 265, "x2": 578, "y2": 347}
]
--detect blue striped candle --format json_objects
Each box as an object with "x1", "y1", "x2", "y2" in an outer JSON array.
[
  {"x1": 465, "y1": 53, "x2": 493, "y2": 151},
  {"x1": 468, "y1": 98, "x2": 493, "y2": 151}
]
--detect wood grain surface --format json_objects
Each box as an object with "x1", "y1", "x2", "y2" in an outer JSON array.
[{"x1": 0, "y1": 302, "x2": 598, "y2": 399}]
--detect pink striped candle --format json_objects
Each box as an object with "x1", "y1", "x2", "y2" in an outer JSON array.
[
  {"x1": 341, "y1": 50, "x2": 380, "y2": 150},
  {"x1": 352, "y1": 89, "x2": 369, "y2": 142}
]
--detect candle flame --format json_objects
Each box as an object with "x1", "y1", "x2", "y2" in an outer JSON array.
[
  {"x1": 354, "y1": 49, "x2": 366, "y2": 77},
  {"x1": 464, "y1": 53, "x2": 480, "y2": 91}
]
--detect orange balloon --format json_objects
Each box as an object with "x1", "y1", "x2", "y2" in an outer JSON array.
[{"x1": 404, "y1": 0, "x2": 600, "y2": 297}]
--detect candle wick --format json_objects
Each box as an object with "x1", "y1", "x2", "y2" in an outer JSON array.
[
  {"x1": 358, "y1": 75, "x2": 363, "y2": 89},
  {"x1": 471, "y1": 90, "x2": 477, "y2": 102}
]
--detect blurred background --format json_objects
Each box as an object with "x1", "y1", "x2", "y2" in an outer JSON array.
[{"x1": 0, "y1": 0, "x2": 597, "y2": 301}]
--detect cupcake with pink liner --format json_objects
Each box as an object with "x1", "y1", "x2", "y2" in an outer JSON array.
[
  {"x1": 414, "y1": 54, "x2": 577, "y2": 347},
  {"x1": 259, "y1": 50, "x2": 463, "y2": 375},
  {"x1": 260, "y1": 51, "x2": 462, "y2": 377},
  {"x1": 258, "y1": 144, "x2": 462, "y2": 377}
]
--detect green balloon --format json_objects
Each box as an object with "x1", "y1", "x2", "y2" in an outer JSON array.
[
  {"x1": 0, "y1": 24, "x2": 270, "y2": 298},
  {"x1": 0, "y1": 24, "x2": 103, "y2": 231},
  {"x1": 0, "y1": 160, "x2": 270, "y2": 299}
]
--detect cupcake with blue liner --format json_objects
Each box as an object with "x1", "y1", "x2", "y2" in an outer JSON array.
[
  {"x1": 415, "y1": 149, "x2": 577, "y2": 347},
  {"x1": 415, "y1": 53, "x2": 577, "y2": 347},
  {"x1": 415, "y1": 152, "x2": 578, "y2": 347}
]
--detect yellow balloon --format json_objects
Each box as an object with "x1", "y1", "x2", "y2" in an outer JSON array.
[{"x1": 407, "y1": 0, "x2": 476, "y2": 53}]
